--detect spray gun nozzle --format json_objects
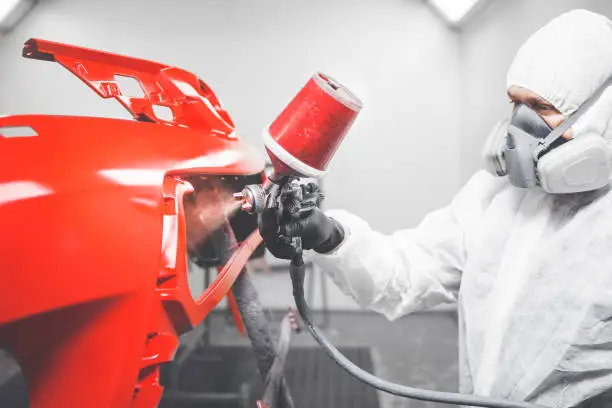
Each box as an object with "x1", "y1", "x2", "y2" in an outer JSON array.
[{"x1": 234, "y1": 184, "x2": 266, "y2": 214}]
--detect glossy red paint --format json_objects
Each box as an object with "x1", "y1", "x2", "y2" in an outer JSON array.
[{"x1": 0, "y1": 39, "x2": 264, "y2": 408}]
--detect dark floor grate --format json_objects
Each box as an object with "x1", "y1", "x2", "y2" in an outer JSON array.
[{"x1": 160, "y1": 345, "x2": 381, "y2": 408}]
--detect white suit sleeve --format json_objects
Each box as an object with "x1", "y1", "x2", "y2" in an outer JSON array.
[{"x1": 307, "y1": 171, "x2": 499, "y2": 320}]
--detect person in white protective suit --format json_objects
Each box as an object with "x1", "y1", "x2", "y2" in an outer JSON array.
[{"x1": 259, "y1": 9, "x2": 612, "y2": 408}]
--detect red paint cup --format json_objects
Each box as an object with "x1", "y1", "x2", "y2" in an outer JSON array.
[{"x1": 264, "y1": 72, "x2": 363, "y2": 179}]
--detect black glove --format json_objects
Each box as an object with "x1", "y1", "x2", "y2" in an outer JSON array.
[{"x1": 259, "y1": 182, "x2": 345, "y2": 260}]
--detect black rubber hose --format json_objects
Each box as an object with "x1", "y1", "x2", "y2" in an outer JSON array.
[
  {"x1": 289, "y1": 255, "x2": 546, "y2": 408},
  {"x1": 212, "y1": 225, "x2": 294, "y2": 408}
]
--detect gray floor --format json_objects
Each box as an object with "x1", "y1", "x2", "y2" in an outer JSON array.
[
  {"x1": 207, "y1": 309, "x2": 460, "y2": 408},
  {"x1": 200, "y1": 260, "x2": 461, "y2": 407}
]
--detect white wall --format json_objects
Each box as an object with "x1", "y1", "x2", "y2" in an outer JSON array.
[
  {"x1": 0, "y1": 0, "x2": 463, "y2": 233},
  {"x1": 5, "y1": 1, "x2": 612, "y2": 228},
  {"x1": 459, "y1": 0, "x2": 612, "y2": 181}
]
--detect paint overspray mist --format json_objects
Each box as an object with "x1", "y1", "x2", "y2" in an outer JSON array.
[{"x1": 183, "y1": 178, "x2": 242, "y2": 252}]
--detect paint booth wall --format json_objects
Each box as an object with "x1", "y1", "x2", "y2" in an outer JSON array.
[
  {"x1": 459, "y1": 0, "x2": 612, "y2": 182},
  {"x1": 0, "y1": 0, "x2": 462, "y2": 234}
]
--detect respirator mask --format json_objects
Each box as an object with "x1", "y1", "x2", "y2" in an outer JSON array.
[{"x1": 483, "y1": 79, "x2": 612, "y2": 194}]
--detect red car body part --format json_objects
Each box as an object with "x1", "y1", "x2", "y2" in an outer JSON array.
[{"x1": 0, "y1": 38, "x2": 264, "y2": 408}]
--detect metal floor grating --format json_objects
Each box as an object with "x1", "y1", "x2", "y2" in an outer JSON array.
[{"x1": 160, "y1": 345, "x2": 381, "y2": 408}]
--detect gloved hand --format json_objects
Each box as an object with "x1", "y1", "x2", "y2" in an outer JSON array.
[{"x1": 259, "y1": 182, "x2": 345, "y2": 260}]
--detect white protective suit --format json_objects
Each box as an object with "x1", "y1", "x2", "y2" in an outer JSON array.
[{"x1": 308, "y1": 10, "x2": 612, "y2": 408}]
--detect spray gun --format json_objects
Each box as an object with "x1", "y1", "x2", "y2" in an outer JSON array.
[
  {"x1": 233, "y1": 72, "x2": 359, "y2": 212},
  {"x1": 235, "y1": 73, "x2": 544, "y2": 408}
]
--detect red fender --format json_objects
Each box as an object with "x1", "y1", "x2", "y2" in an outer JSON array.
[{"x1": 0, "y1": 39, "x2": 264, "y2": 408}]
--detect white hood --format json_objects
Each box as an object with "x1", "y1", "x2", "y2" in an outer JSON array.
[{"x1": 507, "y1": 9, "x2": 612, "y2": 143}]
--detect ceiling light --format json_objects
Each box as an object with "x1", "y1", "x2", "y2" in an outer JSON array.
[
  {"x1": 428, "y1": 0, "x2": 483, "y2": 26},
  {"x1": 0, "y1": 0, "x2": 36, "y2": 34}
]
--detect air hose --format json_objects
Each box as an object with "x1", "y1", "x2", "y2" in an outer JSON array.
[
  {"x1": 288, "y1": 254, "x2": 545, "y2": 408},
  {"x1": 212, "y1": 225, "x2": 294, "y2": 408}
]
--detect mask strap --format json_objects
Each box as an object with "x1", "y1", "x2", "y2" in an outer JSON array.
[{"x1": 533, "y1": 76, "x2": 612, "y2": 159}]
